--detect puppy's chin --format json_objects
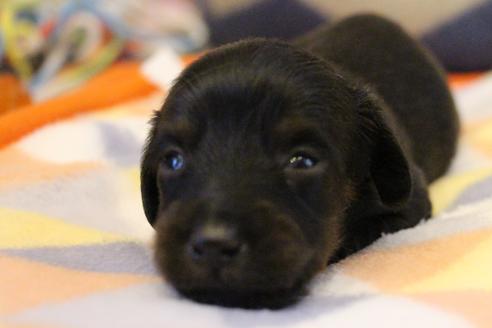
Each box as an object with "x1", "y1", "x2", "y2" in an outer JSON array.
[
  {"x1": 176, "y1": 285, "x2": 307, "y2": 310},
  {"x1": 162, "y1": 255, "x2": 321, "y2": 309},
  {"x1": 163, "y1": 248, "x2": 323, "y2": 309}
]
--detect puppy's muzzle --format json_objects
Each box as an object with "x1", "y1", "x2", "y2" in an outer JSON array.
[{"x1": 188, "y1": 224, "x2": 245, "y2": 270}]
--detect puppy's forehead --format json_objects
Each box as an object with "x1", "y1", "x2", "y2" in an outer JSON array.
[
  {"x1": 273, "y1": 117, "x2": 329, "y2": 148},
  {"x1": 167, "y1": 40, "x2": 338, "y2": 111},
  {"x1": 159, "y1": 39, "x2": 355, "y2": 149}
]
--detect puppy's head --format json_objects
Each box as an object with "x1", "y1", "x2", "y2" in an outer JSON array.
[{"x1": 141, "y1": 39, "x2": 411, "y2": 309}]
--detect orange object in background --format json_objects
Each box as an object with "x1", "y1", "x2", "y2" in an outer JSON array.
[
  {"x1": 0, "y1": 74, "x2": 31, "y2": 115},
  {"x1": 448, "y1": 72, "x2": 485, "y2": 88},
  {"x1": 0, "y1": 61, "x2": 158, "y2": 149},
  {"x1": 181, "y1": 53, "x2": 200, "y2": 66}
]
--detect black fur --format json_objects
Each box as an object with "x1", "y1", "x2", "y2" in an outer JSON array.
[{"x1": 141, "y1": 15, "x2": 459, "y2": 309}]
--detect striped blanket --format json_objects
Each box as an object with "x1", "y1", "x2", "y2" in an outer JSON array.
[{"x1": 1, "y1": 55, "x2": 491, "y2": 327}]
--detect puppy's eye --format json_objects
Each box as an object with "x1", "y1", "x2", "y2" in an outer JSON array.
[
  {"x1": 163, "y1": 151, "x2": 185, "y2": 171},
  {"x1": 287, "y1": 153, "x2": 318, "y2": 169}
]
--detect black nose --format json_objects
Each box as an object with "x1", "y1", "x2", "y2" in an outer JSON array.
[{"x1": 188, "y1": 225, "x2": 244, "y2": 266}]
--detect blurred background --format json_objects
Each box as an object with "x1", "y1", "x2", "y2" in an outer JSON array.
[
  {"x1": 1, "y1": 0, "x2": 492, "y2": 111},
  {"x1": 1, "y1": 3, "x2": 492, "y2": 325}
]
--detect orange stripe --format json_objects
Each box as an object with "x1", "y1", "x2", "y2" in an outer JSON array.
[
  {"x1": 411, "y1": 291, "x2": 492, "y2": 328},
  {"x1": 0, "y1": 255, "x2": 156, "y2": 315},
  {"x1": 341, "y1": 229, "x2": 492, "y2": 292},
  {"x1": 0, "y1": 61, "x2": 158, "y2": 149},
  {"x1": 0, "y1": 147, "x2": 101, "y2": 190}
]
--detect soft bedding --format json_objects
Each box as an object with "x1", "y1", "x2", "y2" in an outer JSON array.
[{"x1": 0, "y1": 58, "x2": 491, "y2": 327}]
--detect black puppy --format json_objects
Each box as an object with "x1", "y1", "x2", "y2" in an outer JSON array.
[{"x1": 141, "y1": 15, "x2": 459, "y2": 309}]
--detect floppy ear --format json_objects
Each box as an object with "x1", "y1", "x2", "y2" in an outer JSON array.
[
  {"x1": 140, "y1": 113, "x2": 161, "y2": 227},
  {"x1": 357, "y1": 90, "x2": 412, "y2": 207}
]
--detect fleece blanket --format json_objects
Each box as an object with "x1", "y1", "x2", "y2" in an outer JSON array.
[{"x1": 1, "y1": 56, "x2": 492, "y2": 327}]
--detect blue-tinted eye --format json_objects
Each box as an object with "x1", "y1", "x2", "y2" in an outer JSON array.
[
  {"x1": 287, "y1": 153, "x2": 317, "y2": 169},
  {"x1": 164, "y1": 151, "x2": 185, "y2": 171}
]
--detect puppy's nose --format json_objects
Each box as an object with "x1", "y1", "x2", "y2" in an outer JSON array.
[{"x1": 188, "y1": 225, "x2": 243, "y2": 266}]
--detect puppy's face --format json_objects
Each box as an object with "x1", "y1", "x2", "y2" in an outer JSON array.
[{"x1": 141, "y1": 40, "x2": 410, "y2": 308}]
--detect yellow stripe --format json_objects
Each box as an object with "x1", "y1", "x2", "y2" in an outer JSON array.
[
  {"x1": 0, "y1": 208, "x2": 128, "y2": 248},
  {"x1": 429, "y1": 168, "x2": 492, "y2": 215}
]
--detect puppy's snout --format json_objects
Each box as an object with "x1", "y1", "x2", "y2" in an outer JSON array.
[{"x1": 188, "y1": 225, "x2": 245, "y2": 266}]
